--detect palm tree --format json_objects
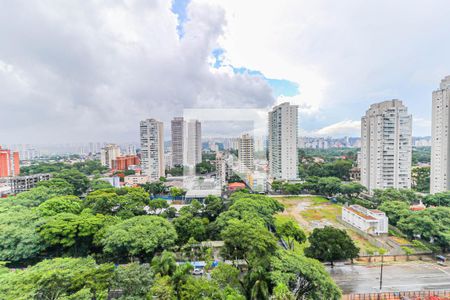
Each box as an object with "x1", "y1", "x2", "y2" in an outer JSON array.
[
  {"x1": 151, "y1": 250, "x2": 177, "y2": 276},
  {"x1": 251, "y1": 279, "x2": 269, "y2": 300}
]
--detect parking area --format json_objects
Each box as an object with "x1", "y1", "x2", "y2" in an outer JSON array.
[{"x1": 328, "y1": 261, "x2": 450, "y2": 295}]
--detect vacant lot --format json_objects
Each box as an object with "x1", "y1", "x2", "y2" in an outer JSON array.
[{"x1": 275, "y1": 196, "x2": 381, "y2": 255}]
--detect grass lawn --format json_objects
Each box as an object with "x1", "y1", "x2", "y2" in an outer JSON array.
[
  {"x1": 300, "y1": 203, "x2": 341, "y2": 223},
  {"x1": 391, "y1": 236, "x2": 411, "y2": 246}
]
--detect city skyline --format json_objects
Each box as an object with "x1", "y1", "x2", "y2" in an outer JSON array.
[{"x1": 2, "y1": 1, "x2": 450, "y2": 143}]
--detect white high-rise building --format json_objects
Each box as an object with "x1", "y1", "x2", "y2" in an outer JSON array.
[
  {"x1": 268, "y1": 102, "x2": 299, "y2": 180},
  {"x1": 140, "y1": 119, "x2": 165, "y2": 181},
  {"x1": 360, "y1": 100, "x2": 412, "y2": 193},
  {"x1": 238, "y1": 133, "x2": 254, "y2": 173},
  {"x1": 185, "y1": 120, "x2": 202, "y2": 167},
  {"x1": 171, "y1": 117, "x2": 184, "y2": 167},
  {"x1": 100, "y1": 144, "x2": 121, "y2": 169},
  {"x1": 430, "y1": 76, "x2": 450, "y2": 194}
]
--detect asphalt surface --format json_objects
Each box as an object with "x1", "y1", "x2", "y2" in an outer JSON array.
[{"x1": 327, "y1": 262, "x2": 450, "y2": 294}]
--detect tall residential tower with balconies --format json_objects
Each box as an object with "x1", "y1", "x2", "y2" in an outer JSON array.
[
  {"x1": 268, "y1": 102, "x2": 298, "y2": 180},
  {"x1": 360, "y1": 100, "x2": 412, "y2": 193},
  {"x1": 140, "y1": 119, "x2": 165, "y2": 181},
  {"x1": 430, "y1": 76, "x2": 450, "y2": 194},
  {"x1": 171, "y1": 117, "x2": 184, "y2": 167}
]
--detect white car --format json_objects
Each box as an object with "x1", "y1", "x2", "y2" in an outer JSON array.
[{"x1": 192, "y1": 268, "x2": 204, "y2": 275}]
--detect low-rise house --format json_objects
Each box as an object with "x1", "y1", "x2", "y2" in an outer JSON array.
[
  {"x1": 124, "y1": 175, "x2": 149, "y2": 186},
  {"x1": 342, "y1": 204, "x2": 388, "y2": 235}
]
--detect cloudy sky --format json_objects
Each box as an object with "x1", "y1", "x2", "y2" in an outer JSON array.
[{"x1": 1, "y1": 0, "x2": 450, "y2": 144}]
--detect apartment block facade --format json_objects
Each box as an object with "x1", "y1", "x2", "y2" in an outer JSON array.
[
  {"x1": 430, "y1": 76, "x2": 450, "y2": 194},
  {"x1": 100, "y1": 144, "x2": 121, "y2": 169},
  {"x1": 185, "y1": 119, "x2": 202, "y2": 167},
  {"x1": 171, "y1": 117, "x2": 184, "y2": 167},
  {"x1": 111, "y1": 155, "x2": 140, "y2": 171},
  {"x1": 140, "y1": 119, "x2": 165, "y2": 181},
  {"x1": 238, "y1": 133, "x2": 254, "y2": 173},
  {"x1": 0, "y1": 146, "x2": 20, "y2": 177},
  {"x1": 268, "y1": 102, "x2": 299, "y2": 180},
  {"x1": 360, "y1": 100, "x2": 412, "y2": 193}
]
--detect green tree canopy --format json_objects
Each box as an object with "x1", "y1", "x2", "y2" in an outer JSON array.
[
  {"x1": 220, "y1": 218, "x2": 278, "y2": 265},
  {"x1": 275, "y1": 218, "x2": 306, "y2": 250},
  {"x1": 169, "y1": 186, "x2": 185, "y2": 197},
  {"x1": 4, "y1": 186, "x2": 68, "y2": 208},
  {"x1": 317, "y1": 177, "x2": 342, "y2": 197},
  {"x1": 90, "y1": 179, "x2": 113, "y2": 191},
  {"x1": 424, "y1": 191, "x2": 450, "y2": 207},
  {"x1": 397, "y1": 207, "x2": 450, "y2": 251},
  {"x1": 100, "y1": 215, "x2": 177, "y2": 261},
  {"x1": 305, "y1": 226, "x2": 359, "y2": 265},
  {"x1": 0, "y1": 257, "x2": 114, "y2": 300},
  {"x1": 111, "y1": 262, "x2": 153, "y2": 299},
  {"x1": 215, "y1": 194, "x2": 284, "y2": 231},
  {"x1": 149, "y1": 275, "x2": 175, "y2": 299},
  {"x1": 211, "y1": 263, "x2": 243, "y2": 294},
  {"x1": 173, "y1": 213, "x2": 209, "y2": 245},
  {"x1": 0, "y1": 207, "x2": 47, "y2": 264},
  {"x1": 141, "y1": 181, "x2": 167, "y2": 195},
  {"x1": 340, "y1": 182, "x2": 366, "y2": 199},
  {"x1": 412, "y1": 166, "x2": 430, "y2": 193},
  {"x1": 378, "y1": 201, "x2": 411, "y2": 226},
  {"x1": 36, "y1": 178, "x2": 75, "y2": 195},
  {"x1": 151, "y1": 250, "x2": 177, "y2": 277},
  {"x1": 180, "y1": 277, "x2": 240, "y2": 300},
  {"x1": 37, "y1": 195, "x2": 82, "y2": 217},
  {"x1": 84, "y1": 187, "x2": 149, "y2": 218},
  {"x1": 147, "y1": 198, "x2": 170, "y2": 215},
  {"x1": 38, "y1": 211, "x2": 107, "y2": 256},
  {"x1": 372, "y1": 188, "x2": 418, "y2": 205},
  {"x1": 270, "y1": 250, "x2": 341, "y2": 300},
  {"x1": 203, "y1": 195, "x2": 225, "y2": 221},
  {"x1": 54, "y1": 169, "x2": 90, "y2": 196}
]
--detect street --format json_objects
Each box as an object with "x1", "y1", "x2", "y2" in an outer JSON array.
[{"x1": 327, "y1": 262, "x2": 450, "y2": 294}]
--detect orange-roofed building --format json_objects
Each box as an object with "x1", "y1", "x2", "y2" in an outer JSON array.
[
  {"x1": 410, "y1": 200, "x2": 426, "y2": 211},
  {"x1": 0, "y1": 146, "x2": 20, "y2": 177},
  {"x1": 228, "y1": 182, "x2": 246, "y2": 192},
  {"x1": 111, "y1": 155, "x2": 140, "y2": 172}
]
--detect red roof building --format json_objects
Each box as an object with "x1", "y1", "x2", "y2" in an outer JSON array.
[
  {"x1": 410, "y1": 200, "x2": 426, "y2": 211},
  {"x1": 111, "y1": 155, "x2": 140, "y2": 172},
  {"x1": 228, "y1": 182, "x2": 246, "y2": 192}
]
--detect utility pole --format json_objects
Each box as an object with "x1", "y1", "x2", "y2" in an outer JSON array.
[{"x1": 379, "y1": 254, "x2": 384, "y2": 291}]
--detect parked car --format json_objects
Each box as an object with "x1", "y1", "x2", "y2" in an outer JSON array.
[{"x1": 192, "y1": 268, "x2": 204, "y2": 275}]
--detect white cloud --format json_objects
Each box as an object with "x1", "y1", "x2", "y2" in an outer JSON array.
[
  {"x1": 201, "y1": 0, "x2": 450, "y2": 136},
  {"x1": 2, "y1": 0, "x2": 449, "y2": 142},
  {"x1": 0, "y1": 0, "x2": 275, "y2": 143}
]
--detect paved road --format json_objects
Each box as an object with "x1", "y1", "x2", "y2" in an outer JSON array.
[{"x1": 327, "y1": 262, "x2": 450, "y2": 294}]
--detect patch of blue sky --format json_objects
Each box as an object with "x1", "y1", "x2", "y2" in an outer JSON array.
[
  {"x1": 211, "y1": 48, "x2": 225, "y2": 68},
  {"x1": 211, "y1": 48, "x2": 299, "y2": 97},
  {"x1": 266, "y1": 78, "x2": 299, "y2": 97},
  {"x1": 171, "y1": 0, "x2": 191, "y2": 37}
]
